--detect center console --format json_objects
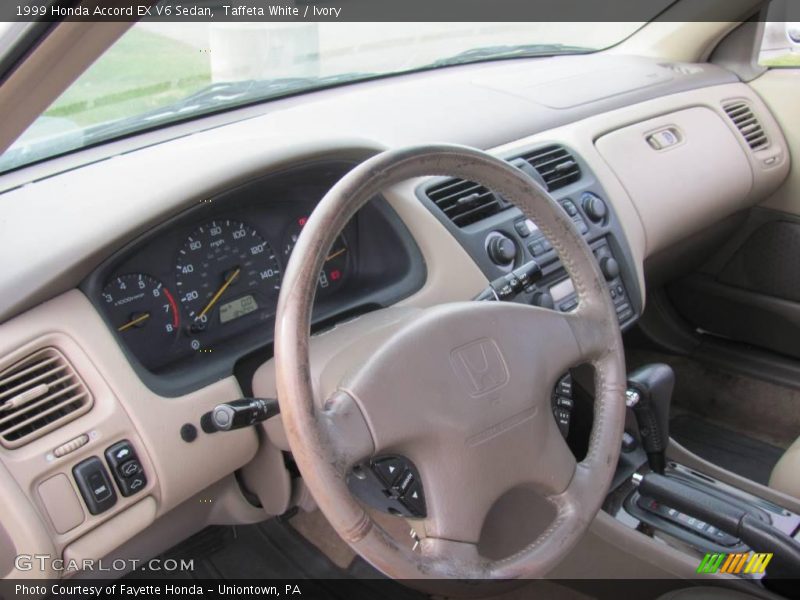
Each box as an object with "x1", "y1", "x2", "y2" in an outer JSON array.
[
  {"x1": 604, "y1": 363, "x2": 800, "y2": 594},
  {"x1": 416, "y1": 143, "x2": 642, "y2": 330},
  {"x1": 622, "y1": 464, "x2": 800, "y2": 558}
]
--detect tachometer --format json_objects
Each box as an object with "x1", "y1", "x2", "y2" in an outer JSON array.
[
  {"x1": 175, "y1": 220, "x2": 281, "y2": 332},
  {"x1": 102, "y1": 274, "x2": 179, "y2": 368}
]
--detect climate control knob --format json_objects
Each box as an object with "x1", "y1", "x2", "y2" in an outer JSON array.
[
  {"x1": 487, "y1": 234, "x2": 517, "y2": 265},
  {"x1": 583, "y1": 193, "x2": 608, "y2": 223},
  {"x1": 600, "y1": 257, "x2": 620, "y2": 281}
]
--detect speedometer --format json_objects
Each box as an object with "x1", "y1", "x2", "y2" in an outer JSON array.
[{"x1": 175, "y1": 220, "x2": 281, "y2": 332}]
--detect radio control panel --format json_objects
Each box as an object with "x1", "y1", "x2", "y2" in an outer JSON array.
[
  {"x1": 416, "y1": 142, "x2": 641, "y2": 330},
  {"x1": 543, "y1": 238, "x2": 636, "y2": 327}
]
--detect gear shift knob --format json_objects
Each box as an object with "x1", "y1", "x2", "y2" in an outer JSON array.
[{"x1": 627, "y1": 363, "x2": 675, "y2": 474}]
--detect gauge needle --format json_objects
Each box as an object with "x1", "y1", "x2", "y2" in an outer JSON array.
[
  {"x1": 197, "y1": 268, "x2": 241, "y2": 320},
  {"x1": 326, "y1": 247, "x2": 347, "y2": 262},
  {"x1": 118, "y1": 312, "x2": 150, "y2": 332}
]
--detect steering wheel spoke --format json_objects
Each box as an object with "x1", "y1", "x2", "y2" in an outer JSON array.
[
  {"x1": 414, "y1": 403, "x2": 576, "y2": 546},
  {"x1": 318, "y1": 390, "x2": 376, "y2": 472}
]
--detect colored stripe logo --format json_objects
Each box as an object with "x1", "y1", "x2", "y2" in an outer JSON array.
[{"x1": 697, "y1": 552, "x2": 773, "y2": 574}]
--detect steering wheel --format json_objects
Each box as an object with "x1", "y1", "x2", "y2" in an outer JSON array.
[{"x1": 274, "y1": 145, "x2": 626, "y2": 579}]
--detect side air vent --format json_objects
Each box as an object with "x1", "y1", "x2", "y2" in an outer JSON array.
[
  {"x1": 425, "y1": 178, "x2": 508, "y2": 227},
  {"x1": 0, "y1": 348, "x2": 93, "y2": 449},
  {"x1": 518, "y1": 145, "x2": 581, "y2": 191},
  {"x1": 723, "y1": 101, "x2": 768, "y2": 151}
]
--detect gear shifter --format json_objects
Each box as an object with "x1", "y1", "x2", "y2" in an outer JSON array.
[{"x1": 626, "y1": 363, "x2": 674, "y2": 475}]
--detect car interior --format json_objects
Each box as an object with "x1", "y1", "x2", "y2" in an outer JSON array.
[{"x1": 1, "y1": 1, "x2": 800, "y2": 598}]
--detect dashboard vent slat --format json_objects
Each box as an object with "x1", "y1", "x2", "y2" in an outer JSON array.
[
  {"x1": 0, "y1": 348, "x2": 93, "y2": 448},
  {"x1": 422, "y1": 144, "x2": 582, "y2": 227},
  {"x1": 723, "y1": 101, "x2": 769, "y2": 151},
  {"x1": 425, "y1": 179, "x2": 509, "y2": 228},
  {"x1": 517, "y1": 145, "x2": 582, "y2": 192}
]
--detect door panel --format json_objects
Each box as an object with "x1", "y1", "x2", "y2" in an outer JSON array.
[{"x1": 670, "y1": 209, "x2": 800, "y2": 360}]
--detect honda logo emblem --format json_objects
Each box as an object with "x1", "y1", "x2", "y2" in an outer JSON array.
[{"x1": 450, "y1": 338, "x2": 509, "y2": 396}]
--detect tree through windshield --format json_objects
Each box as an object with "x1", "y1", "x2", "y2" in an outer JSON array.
[{"x1": 0, "y1": 22, "x2": 643, "y2": 173}]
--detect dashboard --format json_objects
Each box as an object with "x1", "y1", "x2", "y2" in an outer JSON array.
[
  {"x1": 81, "y1": 161, "x2": 426, "y2": 395},
  {"x1": 0, "y1": 46, "x2": 793, "y2": 580}
]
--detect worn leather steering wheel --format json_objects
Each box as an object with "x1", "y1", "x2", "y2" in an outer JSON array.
[{"x1": 274, "y1": 145, "x2": 626, "y2": 579}]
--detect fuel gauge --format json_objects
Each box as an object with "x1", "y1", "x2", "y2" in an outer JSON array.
[{"x1": 283, "y1": 216, "x2": 349, "y2": 295}]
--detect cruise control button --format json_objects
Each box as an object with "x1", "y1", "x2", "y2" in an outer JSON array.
[
  {"x1": 401, "y1": 479, "x2": 426, "y2": 517},
  {"x1": 88, "y1": 472, "x2": 111, "y2": 501},
  {"x1": 395, "y1": 470, "x2": 415, "y2": 494},
  {"x1": 372, "y1": 457, "x2": 404, "y2": 486},
  {"x1": 556, "y1": 396, "x2": 574, "y2": 410},
  {"x1": 73, "y1": 457, "x2": 117, "y2": 515}
]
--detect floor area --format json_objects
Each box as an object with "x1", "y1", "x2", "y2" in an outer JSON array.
[
  {"x1": 125, "y1": 518, "x2": 423, "y2": 599},
  {"x1": 626, "y1": 347, "x2": 798, "y2": 487},
  {"x1": 670, "y1": 413, "x2": 784, "y2": 485},
  {"x1": 126, "y1": 517, "x2": 598, "y2": 599}
]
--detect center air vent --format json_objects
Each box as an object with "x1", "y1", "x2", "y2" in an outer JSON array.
[
  {"x1": 0, "y1": 348, "x2": 93, "y2": 449},
  {"x1": 723, "y1": 101, "x2": 768, "y2": 151},
  {"x1": 425, "y1": 178, "x2": 508, "y2": 228},
  {"x1": 518, "y1": 145, "x2": 581, "y2": 191}
]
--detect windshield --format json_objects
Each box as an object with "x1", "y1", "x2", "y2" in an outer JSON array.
[{"x1": 0, "y1": 22, "x2": 646, "y2": 174}]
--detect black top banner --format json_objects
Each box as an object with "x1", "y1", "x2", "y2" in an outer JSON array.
[{"x1": 0, "y1": 0, "x2": 779, "y2": 23}]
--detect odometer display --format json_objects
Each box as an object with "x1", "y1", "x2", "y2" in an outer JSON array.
[
  {"x1": 175, "y1": 220, "x2": 281, "y2": 331},
  {"x1": 219, "y1": 294, "x2": 258, "y2": 324}
]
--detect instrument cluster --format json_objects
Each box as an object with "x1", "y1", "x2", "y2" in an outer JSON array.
[
  {"x1": 99, "y1": 213, "x2": 350, "y2": 368},
  {"x1": 84, "y1": 162, "x2": 424, "y2": 392}
]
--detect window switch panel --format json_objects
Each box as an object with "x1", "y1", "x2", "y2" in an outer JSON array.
[{"x1": 105, "y1": 440, "x2": 147, "y2": 498}]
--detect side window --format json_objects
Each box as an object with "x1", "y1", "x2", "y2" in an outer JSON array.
[{"x1": 758, "y1": 2, "x2": 800, "y2": 67}]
